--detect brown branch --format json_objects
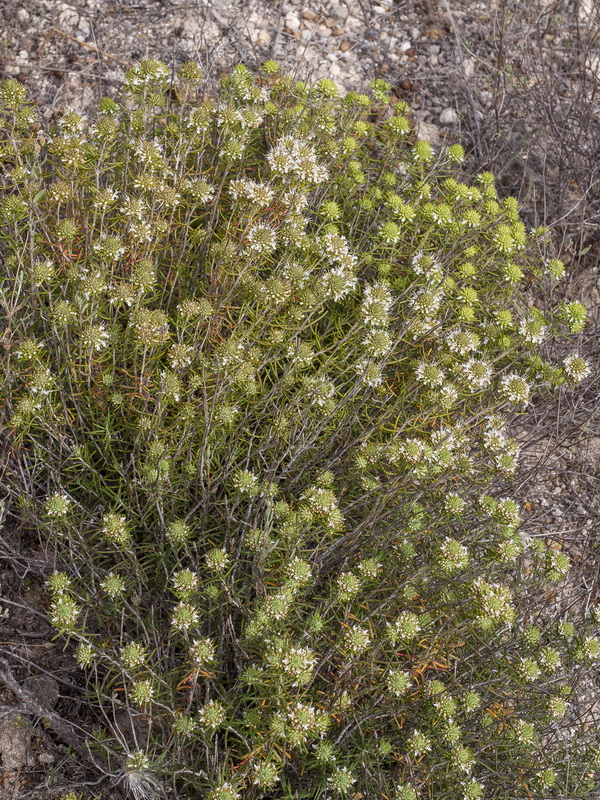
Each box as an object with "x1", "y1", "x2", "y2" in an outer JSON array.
[{"x1": 50, "y1": 28, "x2": 133, "y2": 69}]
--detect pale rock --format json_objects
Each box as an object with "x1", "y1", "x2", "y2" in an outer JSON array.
[
  {"x1": 588, "y1": 55, "x2": 600, "y2": 77},
  {"x1": 463, "y1": 57, "x2": 475, "y2": 78},
  {"x1": 0, "y1": 713, "x2": 35, "y2": 770},
  {"x1": 578, "y1": 0, "x2": 595, "y2": 23},
  {"x1": 58, "y1": 6, "x2": 80, "y2": 29},
  {"x1": 415, "y1": 118, "x2": 442, "y2": 145},
  {"x1": 78, "y1": 17, "x2": 91, "y2": 38},
  {"x1": 256, "y1": 29, "x2": 271, "y2": 47},
  {"x1": 439, "y1": 107, "x2": 458, "y2": 125},
  {"x1": 285, "y1": 12, "x2": 301, "y2": 32}
]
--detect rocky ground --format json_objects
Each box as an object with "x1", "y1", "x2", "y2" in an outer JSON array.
[{"x1": 1, "y1": 0, "x2": 600, "y2": 797}]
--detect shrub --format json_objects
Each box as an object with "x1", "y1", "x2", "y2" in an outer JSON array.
[{"x1": 1, "y1": 61, "x2": 598, "y2": 799}]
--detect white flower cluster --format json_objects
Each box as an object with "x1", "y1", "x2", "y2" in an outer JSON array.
[
  {"x1": 415, "y1": 361, "x2": 445, "y2": 388},
  {"x1": 131, "y1": 137, "x2": 165, "y2": 169},
  {"x1": 518, "y1": 315, "x2": 547, "y2": 344},
  {"x1": 229, "y1": 178, "x2": 274, "y2": 206},
  {"x1": 361, "y1": 283, "x2": 393, "y2": 328},
  {"x1": 458, "y1": 358, "x2": 493, "y2": 391},
  {"x1": 386, "y1": 610, "x2": 422, "y2": 644},
  {"x1": 244, "y1": 223, "x2": 277, "y2": 255},
  {"x1": 271, "y1": 702, "x2": 330, "y2": 746},
  {"x1": 319, "y1": 231, "x2": 358, "y2": 301},
  {"x1": 323, "y1": 265, "x2": 358, "y2": 301},
  {"x1": 92, "y1": 234, "x2": 126, "y2": 262},
  {"x1": 397, "y1": 437, "x2": 427, "y2": 465},
  {"x1": 267, "y1": 135, "x2": 329, "y2": 185},
  {"x1": 471, "y1": 579, "x2": 515, "y2": 628},
  {"x1": 563, "y1": 354, "x2": 591, "y2": 383},
  {"x1": 407, "y1": 729, "x2": 431, "y2": 756},
  {"x1": 267, "y1": 644, "x2": 317, "y2": 685},
  {"x1": 302, "y1": 374, "x2": 336, "y2": 410},
  {"x1": 446, "y1": 329, "x2": 480, "y2": 356},
  {"x1": 438, "y1": 537, "x2": 470, "y2": 573},
  {"x1": 362, "y1": 328, "x2": 392, "y2": 358},
  {"x1": 58, "y1": 110, "x2": 88, "y2": 136},
  {"x1": 410, "y1": 288, "x2": 444, "y2": 318},
  {"x1": 355, "y1": 359, "x2": 383, "y2": 387},
  {"x1": 343, "y1": 624, "x2": 371, "y2": 653},
  {"x1": 482, "y1": 416, "x2": 508, "y2": 452},
  {"x1": 302, "y1": 485, "x2": 344, "y2": 529},
  {"x1": 500, "y1": 372, "x2": 531, "y2": 405},
  {"x1": 215, "y1": 102, "x2": 264, "y2": 131},
  {"x1": 411, "y1": 250, "x2": 442, "y2": 278}
]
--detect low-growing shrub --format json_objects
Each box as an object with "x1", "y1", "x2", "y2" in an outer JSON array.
[{"x1": 1, "y1": 60, "x2": 599, "y2": 799}]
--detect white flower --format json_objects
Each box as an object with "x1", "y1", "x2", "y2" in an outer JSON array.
[
  {"x1": 323, "y1": 265, "x2": 358, "y2": 301},
  {"x1": 446, "y1": 329, "x2": 480, "y2": 356},
  {"x1": 563, "y1": 354, "x2": 590, "y2": 382},
  {"x1": 229, "y1": 178, "x2": 274, "y2": 205},
  {"x1": 411, "y1": 250, "x2": 441, "y2": 277},
  {"x1": 518, "y1": 315, "x2": 547, "y2": 344},
  {"x1": 500, "y1": 372, "x2": 531, "y2": 405},
  {"x1": 244, "y1": 223, "x2": 277, "y2": 255},
  {"x1": 267, "y1": 136, "x2": 329, "y2": 184},
  {"x1": 415, "y1": 361, "x2": 445, "y2": 387},
  {"x1": 361, "y1": 283, "x2": 393, "y2": 327},
  {"x1": 362, "y1": 328, "x2": 392, "y2": 357},
  {"x1": 355, "y1": 359, "x2": 383, "y2": 387},
  {"x1": 460, "y1": 358, "x2": 493, "y2": 390},
  {"x1": 81, "y1": 324, "x2": 110, "y2": 351}
]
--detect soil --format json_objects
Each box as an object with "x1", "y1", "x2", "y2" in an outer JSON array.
[{"x1": 1, "y1": 0, "x2": 600, "y2": 797}]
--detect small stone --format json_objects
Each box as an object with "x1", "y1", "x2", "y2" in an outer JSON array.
[
  {"x1": 0, "y1": 713, "x2": 35, "y2": 770},
  {"x1": 285, "y1": 12, "x2": 300, "y2": 32},
  {"x1": 439, "y1": 107, "x2": 458, "y2": 125},
  {"x1": 339, "y1": 40, "x2": 351, "y2": 51},
  {"x1": 415, "y1": 118, "x2": 442, "y2": 146},
  {"x1": 333, "y1": 27, "x2": 344, "y2": 36},
  {"x1": 430, "y1": 55, "x2": 439, "y2": 66},
  {"x1": 256, "y1": 29, "x2": 271, "y2": 47},
  {"x1": 38, "y1": 752, "x2": 55, "y2": 765},
  {"x1": 325, "y1": 16, "x2": 337, "y2": 27},
  {"x1": 463, "y1": 57, "x2": 475, "y2": 77},
  {"x1": 302, "y1": 9, "x2": 316, "y2": 20},
  {"x1": 78, "y1": 17, "x2": 91, "y2": 38},
  {"x1": 58, "y1": 7, "x2": 79, "y2": 29}
]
